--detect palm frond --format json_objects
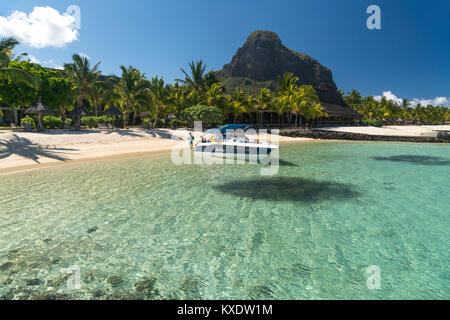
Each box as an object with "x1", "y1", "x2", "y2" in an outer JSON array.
[{"x1": 0, "y1": 67, "x2": 40, "y2": 88}]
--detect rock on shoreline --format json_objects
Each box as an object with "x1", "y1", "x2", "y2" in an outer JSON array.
[{"x1": 279, "y1": 129, "x2": 449, "y2": 143}]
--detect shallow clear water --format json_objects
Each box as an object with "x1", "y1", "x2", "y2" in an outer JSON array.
[{"x1": 0, "y1": 142, "x2": 449, "y2": 300}]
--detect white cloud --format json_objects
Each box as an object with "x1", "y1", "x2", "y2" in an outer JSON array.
[
  {"x1": 411, "y1": 97, "x2": 449, "y2": 108},
  {"x1": 43, "y1": 59, "x2": 64, "y2": 70},
  {"x1": 374, "y1": 91, "x2": 403, "y2": 105},
  {"x1": 375, "y1": 91, "x2": 449, "y2": 108},
  {"x1": 27, "y1": 55, "x2": 40, "y2": 64},
  {"x1": 0, "y1": 6, "x2": 78, "y2": 48},
  {"x1": 25, "y1": 55, "x2": 64, "y2": 69}
]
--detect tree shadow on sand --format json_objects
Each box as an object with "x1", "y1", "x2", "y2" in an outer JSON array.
[
  {"x1": 0, "y1": 134, "x2": 76, "y2": 163},
  {"x1": 103, "y1": 129, "x2": 145, "y2": 137},
  {"x1": 213, "y1": 177, "x2": 360, "y2": 202},
  {"x1": 144, "y1": 129, "x2": 178, "y2": 140},
  {"x1": 371, "y1": 155, "x2": 450, "y2": 166}
]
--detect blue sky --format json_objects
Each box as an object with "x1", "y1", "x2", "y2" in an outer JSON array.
[{"x1": 1, "y1": 0, "x2": 449, "y2": 106}]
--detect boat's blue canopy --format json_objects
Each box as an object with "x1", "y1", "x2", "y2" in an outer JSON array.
[{"x1": 204, "y1": 124, "x2": 252, "y2": 135}]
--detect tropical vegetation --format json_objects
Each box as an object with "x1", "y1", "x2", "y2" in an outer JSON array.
[
  {"x1": 0, "y1": 38, "x2": 448, "y2": 129},
  {"x1": 344, "y1": 89, "x2": 450, "y2": 125}
]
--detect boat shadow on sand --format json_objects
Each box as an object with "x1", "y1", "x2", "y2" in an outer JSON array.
[
  {"x1": 278, "y1": 159, "x2": 298, "y2": 167},
  {"x1": 371, "y1": 155, "x2": 450, "y2": 166},
  {"x1": 213, "y1": 177, "x2": 359, "y2": 202}
]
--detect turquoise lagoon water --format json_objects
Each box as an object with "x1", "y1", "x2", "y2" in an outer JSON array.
[{"x1": 0, "y1": 142, "x2": 449, "y2": 300}]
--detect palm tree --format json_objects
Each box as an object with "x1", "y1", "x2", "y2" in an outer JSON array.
[
  {"x1": 246, "y1": 95, "x2": 257, "y2": 123},
  {"x1": 90, "y1": 77, "x2": 118, "y2": 117},
  {"x1": 359, "y1": 96, "x2": 377, "y2": 119},
  {"x1": 276, "y1": 73, "x2": 300, "y2": 125},
  {"x1": 205, "y1": 83, "x2": 224, "y2": 107},
  {"x1": 0, "y1": 37, "x2": 38, "y2": 85},
  {"x1": 0, "y1": 37, "x2": 39, "y2": 117},
  {"x1": 185, "y1": 89, "x2": 203, "y2": 107},
  {"x1": 231, "y1": 89, "x2": 248, "y2": 123},
  {"x1": 277, "y1": 72, "x2": 299, "y2": 94},
  {"x1": 379, "y1": 96, "x2": 391, "y2": 121},
  {"x1": 176, "y1": 60, "x2": 211, "y2": 91},
  {"x1": 255, "y1": 88, "x2": 272, "y2": 125},
  {"x1": 220, "y1": 94, "x2": 234, "y2": 121},
  {"x1": 400, "y1": 98, "x2": 411, "y2": 124},
  {"x1": 148, "y1": 76, "x2": 172, "y2": 128},
  {"x1": 274, "y1": 92, "x2": 291, "y2": 125},
  {"x1": 296, "y1": 85, "x2": 326, "y2": 128},
  {"x1": 55, "y1": 84, "x2": 76, "y2": 123},
  {"x1": 344, "y1": 89, "x2": 363, "y2": 113},
  {"x1": 115, "y1": 65, "x2": 150, "y2": 128},
  {"x1": 171, "y1": 83, "x2": 192, "y2": 113},
  {"x1": 64, "y1": 54, "x2": 102, "y2": 130}
]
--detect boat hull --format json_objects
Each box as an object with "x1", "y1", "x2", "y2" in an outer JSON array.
[{"x1": 194, "y1": 142, "x2": 279, "y2": 160}]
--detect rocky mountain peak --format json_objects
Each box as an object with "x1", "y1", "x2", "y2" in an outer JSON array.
[{"x1": 218, "y1": 30, "x2": 346, "y2": 106}]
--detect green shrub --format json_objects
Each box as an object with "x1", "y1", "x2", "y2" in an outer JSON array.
[
  {"x1": 167, "y1": 119, "x2": 181, "y2": 128},
  {"x1": 97, "y1": 116, "x2": 113, "y2": 124},
  {"x1": 141, "y1": 118, "x2": 153, "y2": 128},
  {"x1": 21, "y1": 116, "x2": 36, "y2": 129},
  {"x1": 43, "y1": 115, "x2": 63, "y2": 129},
  {"x1": 80, "y1": 116, "x2": 114, "y2": 128},
  {"x1": 361, "y1": 119, "x2": 383, "y2": 127},
  {"x1": 81, "y1": 116, "x2": 98, "y2": 128},
  {"x1": 180, "y1": 105, "x2": 224, "y2": 127},
  {"x1": 113, "y1": 117, "x2": 123, "y2": 128},
  {"x1": 64, "y1": 118, "x2": 72, "y2": 127}
]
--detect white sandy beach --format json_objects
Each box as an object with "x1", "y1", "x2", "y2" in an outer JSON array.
[
  {"x1": 321, "y1": 125, "x2": 450, "y2": 137},
  {"x1": 0, "y1": 128, "x2": 308, "y2": 173}
]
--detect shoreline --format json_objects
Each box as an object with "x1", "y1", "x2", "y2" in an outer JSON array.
[
  {"x1": 2, "y1": 125, "x2": 449, "y2": 175},
  {"x1": 0, "y1": 147, "x2": 176, "y2": 175},
  {"x1": 0, "y1": 129, "x2": 313, "y2": 175},
  {"x1": 2, "y1": 138, "x2": 443, "y2": 176},
  {"x1": 280, "y1": 128, "x2": 450, "y2": 143}
]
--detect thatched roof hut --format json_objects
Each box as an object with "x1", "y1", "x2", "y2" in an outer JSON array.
[
  {"x1": 320, "y1": 102, "x2": 361, "y2": 118},
  {"x1": 315, "y1": 88, "x2": 361, "y2": 119},
  {"x1": 25, "y1": 97, "x2": 54, "y2": 131},
  {"x1": 67, "y1": 106, "x2": 88, "y2": 118},
  {"x1": 25, "y1": 98, "x2": 54, "y2": 116}
]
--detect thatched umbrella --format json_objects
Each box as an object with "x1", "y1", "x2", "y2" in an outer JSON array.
[
  {"x1": 67, "y1": 106, "x2": 88, "y2": 131},
  {"x1": 25, "y1": 97, "x2": 54, "y2": 131},
  {"x1": 103, "y1": 104, "x2": 122, "y2": 117},
  {"x1": 67, "y1": 106, "x2": 88, "y2": 118}
]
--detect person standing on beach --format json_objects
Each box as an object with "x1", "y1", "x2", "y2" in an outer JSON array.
[{"x1": 188, "y1": 132, "x2": 194, "y2": 149}]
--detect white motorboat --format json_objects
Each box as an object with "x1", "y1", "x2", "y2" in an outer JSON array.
[{"x1": 194, "y1": 124, "x2": 279, "y2": 158}]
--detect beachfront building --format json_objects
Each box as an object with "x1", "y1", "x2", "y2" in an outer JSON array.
[
  {"x1": 236, "y1": 87, "x2": 361, "y2": 128},
  {"x1": 315, "y1": 88, "x2": 361, "y2": 125}
]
